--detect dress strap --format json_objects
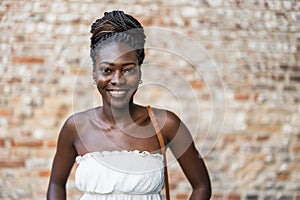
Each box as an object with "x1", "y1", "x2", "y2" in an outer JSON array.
[{"x1": 146, "y1": 106, "x2": 170, "y2": 200}]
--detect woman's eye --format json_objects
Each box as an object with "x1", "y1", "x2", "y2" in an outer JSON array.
[
  {"x1": 124, "y1": 68, "x2": 137, "y2": 74},
  {"x1": 100, "y1": 67, "x2": 112, "y2": 74}
]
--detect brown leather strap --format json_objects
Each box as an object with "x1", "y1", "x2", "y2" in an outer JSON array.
[{"x1": 146, "y1": 106, "x2": 170, "y2": 200}]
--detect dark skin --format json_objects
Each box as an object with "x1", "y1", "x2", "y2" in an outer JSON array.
[{"x1": 47, "y1": 42, "x2": 211, "y2": 199}]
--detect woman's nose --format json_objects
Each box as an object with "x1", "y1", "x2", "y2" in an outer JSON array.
[{"x1": 111, "y1": 71, "x2": 125, "y2": 85}]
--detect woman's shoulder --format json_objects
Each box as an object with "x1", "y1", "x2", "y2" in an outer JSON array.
[
  {"x1": 149, "y1": 106, "x2": 181, "y2": 125},
  {"x1": 63, "y1": 107, "x2": 101, "y2": 127},
  {"x1": 148, "y1": 106, "x2": 182, "y2": 138}
]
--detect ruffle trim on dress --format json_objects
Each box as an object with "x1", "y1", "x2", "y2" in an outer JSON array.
[
  {"x1": 80, "y1": 192, "x2": 161, "y2": 200},
  {"x1": 76, "y1": 150, "x2": 163, "y2": 163}
]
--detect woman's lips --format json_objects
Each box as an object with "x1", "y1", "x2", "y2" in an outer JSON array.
[{"x1": 107, "y1": 90, "x2": 128, "y2": 98}]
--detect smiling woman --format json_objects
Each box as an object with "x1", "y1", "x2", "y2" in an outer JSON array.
[
  {"x1": 94, "y1": 43, "x2": 141, "y2": 109},
  {"x1": 46, "y1": 10, "x2": 211, "y2": 200}
]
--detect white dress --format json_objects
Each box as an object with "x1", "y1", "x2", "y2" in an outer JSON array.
[{"x1": 75, "y1": 150, "x2": 165, "y2": 200}]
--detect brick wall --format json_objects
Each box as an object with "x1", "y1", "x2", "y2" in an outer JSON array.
[{"x1": 0, "y1": 0, "x2": 299, "y2": 199}]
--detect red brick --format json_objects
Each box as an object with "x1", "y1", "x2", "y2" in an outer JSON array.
[
  {"x1": 11, "y1": 56, "x2": 44, "y2": 64},
  {"x1": 137, "y1": 17, "x2": 153, "y2": 26},
  {"x1": 47, "y1": 140, "x2": 57, "y2": 147},
  {"x1": 190, "y1": 80, "x2": 205, "y2": 89},
  {"x1": 0, "y1": 107, "x2": 13, "y2": 117},
  {"x1": 277, "y1": 172, "x2": 290, "y2": 181},
  {"x1": 14, "y1": 35, "x2": 25, "y2": 42},
  {"x1": 8, "y1": 77, "x2": 22, "y2": 84},
  {"x1": 8, "y1": 118, "x2": 24, "y2": 126},
  {"x1": 0, "y1": 139, "x2": 4, "y2": 147},
  {"x1": 39, "y1": 170, "x2": 51, "y2": 177},
  {"x1": 256, "y1": 135, "x2": 270, "y2": 142},
  {"x1": 227, "y1": 193, "x2": 241, "y2": 200},
  {"x1": 20, "y1": 130, "x2": 32, "y2": 137},
  {"x1": 176, "y1": 193, "x2": 189, "y2": 200},
  {"x1": 0, "y1": 160, "x2": 25, "y2": 168},
  {"x1": 11, "y1": 139, "x2": 43, "y2": 147},
  {"x1": 234, "y1": 92, "x2": 249, "y2": 100},
  {"x1": 212, "y1": 193, "x2": 224, "y2": 200},
  {"x1": 248, "y1": 125, "x2": 281, "y2": 133}
]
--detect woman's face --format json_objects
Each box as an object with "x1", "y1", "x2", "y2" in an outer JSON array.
[{"x1": 94, "y1": 42, "x2": 141, "y2": 109}]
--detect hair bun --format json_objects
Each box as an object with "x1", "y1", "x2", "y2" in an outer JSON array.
[{"x1": 90, "y1": 10, "x2": 146, "y2": 65}]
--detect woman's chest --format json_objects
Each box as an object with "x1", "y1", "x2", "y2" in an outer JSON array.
[{"x1": 74, "y1": 126, "x2": 162, "y2": 156}]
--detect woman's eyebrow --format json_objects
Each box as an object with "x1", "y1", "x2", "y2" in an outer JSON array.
[
  {"x1": 122, "y1": 62, "x2": 137, "y2": 67},
  {"x1": 99, "y1": 61, "x2": 137, "y2": 67},
  {"x1": 99, "y1": 61, "x2": 112, "y2": 65}
]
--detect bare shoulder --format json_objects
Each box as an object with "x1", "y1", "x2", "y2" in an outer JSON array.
[
  {"x1": 60, "y1": 107, "x2": 99, "y2": 138},
  {"x1": 150, "y1": 107, "x2": 182, "y2": 142},
  {"x1": 151, "y1": 107, "x2": 180, "y2": 125},
  {"x1": 67, "y1": 107, "x2": 99, "y2": 124}
]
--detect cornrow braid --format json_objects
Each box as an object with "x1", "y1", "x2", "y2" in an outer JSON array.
[{"x1": 90, "y1": 11, "x2": 146, "y2": 67}]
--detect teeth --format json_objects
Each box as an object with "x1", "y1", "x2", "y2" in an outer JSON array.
[{"x1": 109, "y1": 91, "x2": 126, "y2": 95}]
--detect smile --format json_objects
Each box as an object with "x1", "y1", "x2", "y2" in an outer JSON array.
[{"x1": 108, "y1": 90, "x2": 128, "y2": 98}]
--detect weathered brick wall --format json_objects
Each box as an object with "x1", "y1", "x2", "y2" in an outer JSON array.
[{"x1": 0, "y1": 0, "x2": 299, "y2": 199}]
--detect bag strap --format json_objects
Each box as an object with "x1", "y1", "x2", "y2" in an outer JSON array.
[{"x1": 146, "y1": 106, "x2": 170, "y2": 200}]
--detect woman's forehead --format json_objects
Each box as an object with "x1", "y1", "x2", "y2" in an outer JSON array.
[{"x1": 96, "y1": 42, "x2": 138, "y2": 64}]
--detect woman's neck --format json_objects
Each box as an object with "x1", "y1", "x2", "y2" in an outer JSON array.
[{"x1": 101, "y1": 103, "x2": 137, "y2": 127}]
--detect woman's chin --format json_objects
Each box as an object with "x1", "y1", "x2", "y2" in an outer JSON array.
[
  {"x1": 108, "y1": 100, "x2": 131, "y2": 110},
  {"x1": 104, "y1": 95, "x2": 135, "y2": 110}
]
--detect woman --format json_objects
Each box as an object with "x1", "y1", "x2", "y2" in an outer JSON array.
[{"x1": 47, "y1": 10, "x2": 211, "y2": 200}]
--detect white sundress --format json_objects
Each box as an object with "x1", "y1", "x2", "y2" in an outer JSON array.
[{"x1": 75, "y1": 150, "x2": 165, "y2": 200}]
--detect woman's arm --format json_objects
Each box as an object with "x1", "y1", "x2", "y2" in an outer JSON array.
[
  {"x1": 162, "y1": 111, "x2": 212, "y2": 200},
  {"x1": 47, "y1": 116, "x2": 78, "y2": 200},
  {"x1": 175, "y1": 141, "x2": 212, "y2": 199}
]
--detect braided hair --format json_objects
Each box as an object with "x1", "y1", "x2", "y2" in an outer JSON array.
[{"x1": 90, "y1": 11, "x2": 146, "y2": 71}]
